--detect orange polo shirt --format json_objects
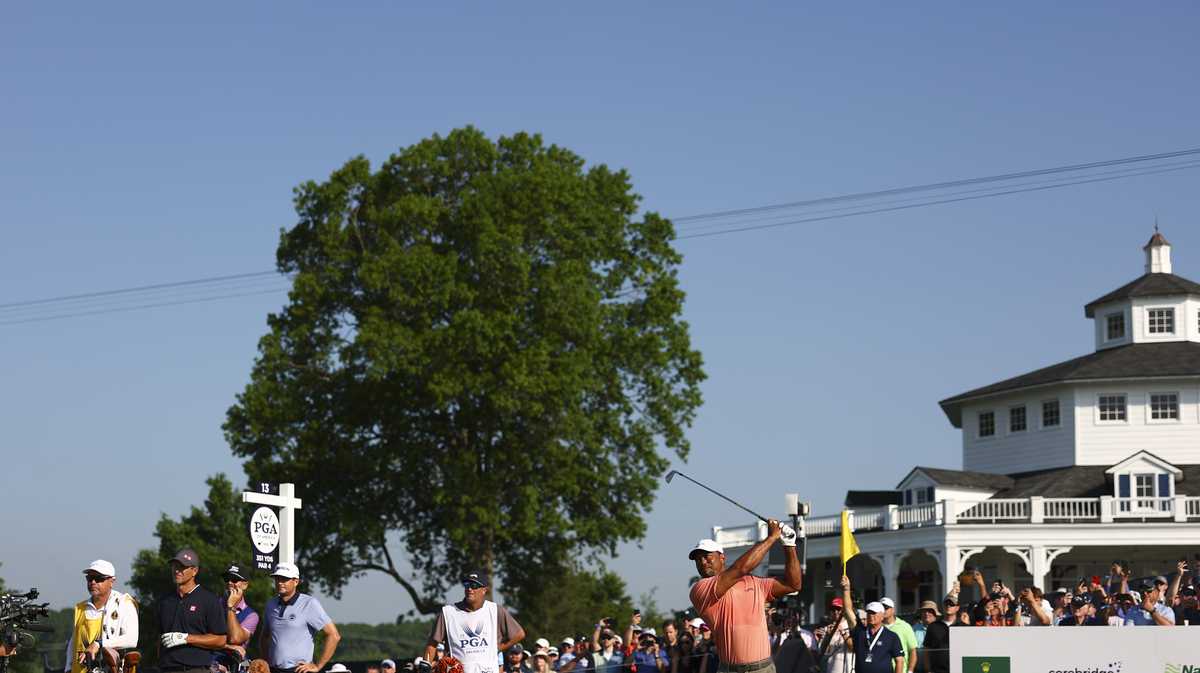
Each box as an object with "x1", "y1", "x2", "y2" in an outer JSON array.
[{"x1": 689, "y1": 575, "x2": 775, "y2": 665}]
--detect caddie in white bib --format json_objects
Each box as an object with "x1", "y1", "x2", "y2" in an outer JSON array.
[{"x1": 424, "y1": 569, "x2": 526, "y2": 673}]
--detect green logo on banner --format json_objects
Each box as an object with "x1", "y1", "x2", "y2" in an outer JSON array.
[{"x1": 963, "y1": 657, "x2": 1011, "y2": 673}]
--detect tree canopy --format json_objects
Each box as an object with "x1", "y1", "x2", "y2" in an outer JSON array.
[{"x1": 224, "y1": 127, "x2": 705, "y2": 613}]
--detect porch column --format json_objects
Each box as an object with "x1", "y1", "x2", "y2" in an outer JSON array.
[{"x1": 871, "y1": 552, "x2": 902, "y2": 602}]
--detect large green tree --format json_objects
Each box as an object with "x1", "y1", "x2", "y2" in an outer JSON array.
[{"x1": 224, "y1": 127, "x2": 704, "y2": 613}]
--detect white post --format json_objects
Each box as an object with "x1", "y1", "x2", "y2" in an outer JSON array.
[
  {"x1": 886, "y1": 504, "x2": 899, "y2": 530},
  {"x1": 1029, "y1": 496, "x2": 1045, "y2": 524},
  {"x1": 242, "y1": 482, "x2": 304, "y2": 565},
  {"x1": 1174, "y1": 495, "x2": 1188, "y2": 523},
  {"x1": 1100, "y1": 496, "x2": 1114, "y2": 523},
  {"x1": 881, "y1": 553, "x2": 899, "y2": 602},
  {"x1": 943, "y1": 499, "x2": 956, "y2": 526},
  {"x1": 943, "y1": 545, "x2": 960, "y2": 596}
]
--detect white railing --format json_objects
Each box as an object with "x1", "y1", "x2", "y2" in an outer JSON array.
[
  {"x1": 1111, "y1": 497, "x2": 1174, "y2": 518},
  {"x1": 956, "y1": 498, "x2": 1029, "y2": 521},
  {"x1": 894, "y1": 502, "x2": 941, "y2": 527},
  {"x1": 1043, "y1": 498, "x2": 1100, "y2": 521},
  {"x1": 774, "y1": 495, "x2": 1200, "y2": 540},
  {"x1": 805, "y1": 514, "x2": 842, "y2": 537},
  {"x1": 853, "y1": 509, "x2": 886, "y2": 531}
]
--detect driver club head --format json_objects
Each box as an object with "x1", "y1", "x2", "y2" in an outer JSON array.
[{"x1": 665, "y1": 470, "x2": 677, "y2": 483}]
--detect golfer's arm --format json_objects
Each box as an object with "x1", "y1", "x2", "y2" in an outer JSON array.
[
  {"x1": 716, "y1": 532, "x2": 780, "y2": 596},
  {"x1": 906, "y1": 646, "x2": 916, "y2": 672},
  {"x1": 314, "y1": 622, "x2": 340, "y2": 669},
  {"x1": 894, "y1": 656, "x2": 904, "y2": 673},
  {"x1": 424, "y1": 643, "x2": 437, "y2": 662},
  {"x1": 187, "y1": 634, "x2": 227, "y2": 650},
  {"x1": 770, "y1": 546, "x2": 802, "y2": 599}
]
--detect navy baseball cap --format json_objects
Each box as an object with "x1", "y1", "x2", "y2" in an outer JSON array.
[{"x1": 461, "y1": 570, "x2": 489, "y2": 587}]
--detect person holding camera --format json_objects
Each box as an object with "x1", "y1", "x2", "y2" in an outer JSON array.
[
  {"x1": 64, "y1": 560, "x2": 139, "y2": 673},
  {"x1": 589, "y1": 620, "x2": 623, "y2": 673},
  {"x1": 628, "y1": 630, "x2": 668, "y2": 673},
  {"x1": 687, "y1": 519, "x2": 801, "y2": 673}
]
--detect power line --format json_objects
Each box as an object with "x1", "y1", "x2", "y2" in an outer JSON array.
[
  {"x1": 672, "y1": 145, "x2": 1200, "y2": 223},
  {"x1": 676, "y1": 158, "x2": 1200, "y2": 236},
  {"x1": 677, "y1": 160, "x2": 1200, "y2": 240},
  {"x1": 0, "y1": 270, "x2": 280, "y2": 310},
  {"x1": 0, "y1": 288, "x2": 288, "y2": 326},
  {"x1": 4, "y1": 145, "x2": 1199, "y2": 324}
]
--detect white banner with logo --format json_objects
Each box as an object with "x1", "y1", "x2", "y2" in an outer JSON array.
[{"x1": 951, "y1": 628, "x2": 1200, "y2": 673}]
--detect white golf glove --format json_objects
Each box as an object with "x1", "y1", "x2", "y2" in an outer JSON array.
[
  {"x1": 160, "y1": 632, "x2": 189, "y2": 648},
  {"x1": 780, "y1": 524, "x2": 798, "y2": 547}
]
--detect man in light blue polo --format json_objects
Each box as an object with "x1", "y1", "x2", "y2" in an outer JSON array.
[
  {"x1": 1124, "y1": 581, "x2": 1175, "y2": 625},
  {"x1": 259, "y1": 562, "x2": 342, "y2": 673}
]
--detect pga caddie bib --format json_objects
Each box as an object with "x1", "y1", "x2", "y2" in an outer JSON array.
[{"x1": 443, "y1": 601, "x2": 499, "y2": 673}]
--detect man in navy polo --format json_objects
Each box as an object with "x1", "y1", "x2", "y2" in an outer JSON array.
[
  {"x1": 260, "y1": 562, "x2": 341, "y2": 673},
  {"x1": 839, "y1": 577, "x2": 903, "y2": 673},
  {"x1": 156, "y1": 548, "x2": 229, "y2": 673}
]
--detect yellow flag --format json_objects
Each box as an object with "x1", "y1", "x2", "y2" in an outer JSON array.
[{"x1": 840, "y1": 510, "x2": 860, "y2": 573}]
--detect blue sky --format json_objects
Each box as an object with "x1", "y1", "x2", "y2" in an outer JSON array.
[{"x1": 3, "y1": 2, "x2": 1199, "y2": 624}]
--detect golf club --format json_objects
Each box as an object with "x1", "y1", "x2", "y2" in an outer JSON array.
[{"x1": 665, "y1": 470, "x2": 772, "y2": 523}]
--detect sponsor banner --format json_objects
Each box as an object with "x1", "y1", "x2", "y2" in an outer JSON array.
[{"x1": 952, "y1": 628, "x2": 1200, "y2": 673}]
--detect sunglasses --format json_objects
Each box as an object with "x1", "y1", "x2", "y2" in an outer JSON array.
[
  {"x1": 86, "y1": 575, "x2": 110, "y2": 583},
  {"x1": 463, "y1": 582, "x2": 485, "y2": 590}
]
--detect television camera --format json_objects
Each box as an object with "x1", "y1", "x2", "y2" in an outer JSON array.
[{"x1": 1, "y1": 588, "x2": 52, "y2": 673}]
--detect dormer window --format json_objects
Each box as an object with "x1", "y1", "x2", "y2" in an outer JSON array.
[
  {"x1": 1105, "y1": 312, "x2": 1125, "y2": 340},
  {"x1": 1107, "y1": 450, "x2": 1181, "y2": 515},
  {"x1": 1148, "y1": 308, "x2": 1175, "y2": 334}
]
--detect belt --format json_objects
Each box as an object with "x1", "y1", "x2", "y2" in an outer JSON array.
[{"x1": 719, "y1": 659, "x2": 773, "y2": 673}]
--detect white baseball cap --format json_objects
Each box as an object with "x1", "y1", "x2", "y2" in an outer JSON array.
[
  {"x1": 688, "y1": 539, "x2": 724, "y2": 560},
  {"x1": 880, "y1": 597, "x2": 895, "y2": 609},
  {"x1": 329, "y1": 665, "x2": 351, "y2": 673},
  {"x1": 687, "y1": 618, "x2": 704, "y2": 629},
  {"x1": 865, "y1": 601, "x2": 885, "y2": 614},
  {"x1": 271, "y1": 562, "x2": 301, "y2": 579},
  {"x1": 83, "y1": 559, "x2": 116, "y2": 578},
  {"x1": 560, "y1": 637, "x2": 575, "y2": 647},
  {"x1": 382, "y1": 660, "x2": 396, "y2": 669},
  {"x1": 535, "y1": 638, "x2": 550, "y2": 651}
]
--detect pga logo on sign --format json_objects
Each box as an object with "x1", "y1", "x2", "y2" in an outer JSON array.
[{"x1": 250, "y1": 506, "x2": 281, "y2": 554}]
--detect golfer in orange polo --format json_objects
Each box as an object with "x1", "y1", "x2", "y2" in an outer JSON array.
[{"x1": 688, "y1": 519, "x2": 802, "y2": 673}]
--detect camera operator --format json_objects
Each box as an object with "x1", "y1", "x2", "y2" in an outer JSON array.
[{"x1": 64, "y1": 560, "x2": 139, "y2": 673}]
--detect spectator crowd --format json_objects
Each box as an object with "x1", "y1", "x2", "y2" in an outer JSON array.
[{"x1": 24, "y1": 552, "x2": 1200, "y2": 673}]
